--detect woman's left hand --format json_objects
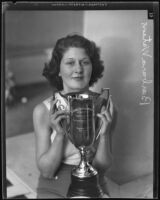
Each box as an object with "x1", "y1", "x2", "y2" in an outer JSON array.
[{"x1": 96, "y1": 96, "x2": 114, "y2": 137}]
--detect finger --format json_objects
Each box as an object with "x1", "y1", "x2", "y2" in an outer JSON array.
[
  {"x1": 108, "y1": 96, "x2": 114, "y2": 117},
  {"x1": 101, "y1": 105, "x2": 106, "y2": 113},
  {"x1": 50, "y1": 114, "x2": 68, "y2": 128},
  {"x1": 100, "y1": 109, "x2": 112, "y2": 123},
  {"x1": 51, "y1": 110, "x2": 69, "y2": 120},
  {"x1": 97, "y1": 113, "x2": 109, "y2": 134},
  {"x1": 55, "y1": 114, "x2": 68, "y2": 125},
  {"x1": 97, "y1": 113, "x2": 109, "y2": 125},
  {"x1": 104, "y1": 95, "x2": 113, "y2": 117},
  {"x1": 102, "y1": 110, "x2": 112, "y2": 122}
]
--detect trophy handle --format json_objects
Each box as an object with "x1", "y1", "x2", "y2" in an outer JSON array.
[
  {"x1": 60, "y1": 119, "x2": 70, "y2": 137},
  {"x1": 95, "y1": 118, "x2": 103, "y2": 140},
  {"x1": 58, "y1": 109, "x2": 74, "y2": 143},
  {"x1": 95, "y1": 88, "x2": 110, "y2": 140}
]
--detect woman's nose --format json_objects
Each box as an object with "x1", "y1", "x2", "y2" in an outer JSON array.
[{"x1": 75, "y1": 61, "x2": 83, "y2": 73}]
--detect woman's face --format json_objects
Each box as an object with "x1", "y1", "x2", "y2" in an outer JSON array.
[{"x1": 59, "y1": 47, "x2": 92, "y2": 93}]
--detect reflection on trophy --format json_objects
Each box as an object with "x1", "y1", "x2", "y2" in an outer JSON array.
[{"x1": 55, "y1": 88, "x2": 110, "y2": 198}]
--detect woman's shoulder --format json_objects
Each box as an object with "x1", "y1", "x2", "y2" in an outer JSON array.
[
  {"x1": 42, "y1": 96, "x2": 53, "y2": 110},
  {"x1": 33, "y1": 96, "x2": 52, "y2": 118},
  {"x1": 33, "y1": 103, "x2": 47, "y2": 120}
]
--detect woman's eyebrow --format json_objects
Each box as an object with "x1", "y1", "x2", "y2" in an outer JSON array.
[
  {"x1": 64, "y1": 57, "x2": 90, "y2": 61},
  {"x1": 63, "y1": 57, "x2": 74, "y2": 60},
  {"x1": 81, "y1": 57, "x2": 90, "y2": 60}
]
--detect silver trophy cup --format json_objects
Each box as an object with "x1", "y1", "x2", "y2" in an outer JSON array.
[{"x1": 55, "y1": 89, "x2": 110, "y2": 198}]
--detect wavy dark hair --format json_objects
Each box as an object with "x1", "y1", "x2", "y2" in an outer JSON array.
[{"x1": 43, "y1": 34, "x2": 104, "y2": 90}]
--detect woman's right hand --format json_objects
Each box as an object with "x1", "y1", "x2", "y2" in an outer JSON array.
[{"x1": 49, "y1": 99, "x2": 68, "y2": 136}]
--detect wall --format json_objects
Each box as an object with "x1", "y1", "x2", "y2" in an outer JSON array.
[
  {"x1": 5, "y1": 11, "x2": 84, "y2": 84},
  {"x1": 83, "y1": 10, "x2": 154, "y2": 183}
]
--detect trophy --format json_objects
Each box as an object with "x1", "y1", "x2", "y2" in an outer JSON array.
[{"x1": 55, "y1": 88, "x2": 110, "y2": 198}]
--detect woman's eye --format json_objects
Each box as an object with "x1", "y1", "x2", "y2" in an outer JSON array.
[
  {"x1": 81, "y1": 60, "x2": 90, "y2": 65},
  {"x1": 66, "y1": 61, "x2": 74, "y2": 65}
]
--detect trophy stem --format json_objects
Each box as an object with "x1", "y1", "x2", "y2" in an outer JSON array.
[
  {"x1": 72, "y1": 147, "x2": 97, "y2": 178},
  {"x1": 79, "y1": 147, "x2": 87, "y2": 170}
]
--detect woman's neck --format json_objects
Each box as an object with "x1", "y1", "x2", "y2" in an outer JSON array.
[{"x1": 61, "y1": 87, "x2": 90, "y2": 95}]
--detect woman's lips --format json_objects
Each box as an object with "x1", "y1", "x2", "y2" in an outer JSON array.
[{"x1": 72, "y1": 76, "x2": 83, "y2": 80}]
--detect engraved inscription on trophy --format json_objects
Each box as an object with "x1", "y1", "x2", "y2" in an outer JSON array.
[{"x1": 69, "y1": 98, "x2": 95, "y2": 149}]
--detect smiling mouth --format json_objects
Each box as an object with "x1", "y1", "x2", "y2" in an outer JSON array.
[{"x1": 72, "y1": 77, "x2": 83, "y2": 80}]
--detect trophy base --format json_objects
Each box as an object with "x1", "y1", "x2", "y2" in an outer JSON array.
[{"x1": 67, "y1": 173, "x2": 104, "y2": 198}]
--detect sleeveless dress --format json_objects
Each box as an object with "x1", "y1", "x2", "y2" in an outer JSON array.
[{"x1": 36, "y1": 91, "x2": 110, "y2": 198}]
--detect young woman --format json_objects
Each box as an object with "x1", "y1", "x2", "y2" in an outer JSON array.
[{"x1": 33, "y1": 34, "x2": 115, "y2": 198}]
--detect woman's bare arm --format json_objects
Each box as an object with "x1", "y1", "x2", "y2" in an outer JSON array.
[
  {"x1": 92, "y1": 134, "x2": 112, "y2": 172},
  {"x1": 33, "y1": 103, "x2": 66, "y2": 178},
  {"x1": 92, "y1": 97, "x2": 114, "y2": 172}
]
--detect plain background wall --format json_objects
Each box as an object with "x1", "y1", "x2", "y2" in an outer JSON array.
[
  {"x1": 84, "y1": 10, "x2": 153, "y2": 183},
  {"x1": 5, "y1": 10, "x2": 154, "y2": 184},
  {"x1": 5, "y1": 11, "x2": 84, "y2": 84}
]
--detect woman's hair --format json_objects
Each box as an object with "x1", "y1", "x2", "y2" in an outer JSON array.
[{"x1": 43, "y1": 34, "x2": 104, "y2": 90}]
